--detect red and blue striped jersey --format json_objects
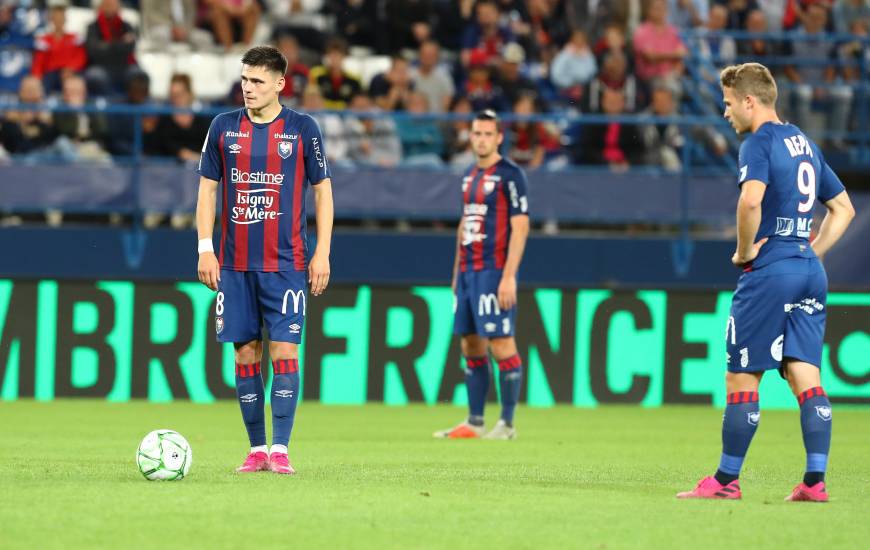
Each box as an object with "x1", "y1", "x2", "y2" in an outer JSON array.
[
  {"x1": 197, "y1": 107, "x2": 330, "y2": 272},
  {"x1": 459, "y1": 157, "x2": 529, "y2": 272}
]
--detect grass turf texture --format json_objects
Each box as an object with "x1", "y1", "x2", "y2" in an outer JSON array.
[{"x1": 2, "y1": 401, "x2": 868, "y2": 549}]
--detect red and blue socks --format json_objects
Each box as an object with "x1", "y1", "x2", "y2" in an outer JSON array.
[
  {"x1": 497, "y1": 355, "x2": 523, "y2": 427},
  {"x1": 235, "y1": 361, "x2": 266, "y2": 448},
  {"x1": 464, "y1": 356, "x2": 489, "y2": 426},
  {"x1": 271, "y1": 359, "x2": 300, "y2": 450},
  {"x1": 715, "y1": 391, "x2": 760, "y2": 486},
  {"x1": 798, "y1": 386, "x2": 831, "y2": 487}
]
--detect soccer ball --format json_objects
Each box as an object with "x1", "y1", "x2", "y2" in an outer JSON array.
[{"x1": 136, "y1": 429, "x2": 192, "y2": 481}]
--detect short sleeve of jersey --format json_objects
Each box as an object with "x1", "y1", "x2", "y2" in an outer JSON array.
[
  {"x1": 504, "y1": 166, "x2": 529, "y2": 216},
  {"x1": 302, "y1": 115, "x2": 331, "y2": 184},
  {"x1": 815, "y1": 147, "x2": 846, "y2": 202},
  {"x1": 737, "y1": 132, "x2": 771, "y2": 187},
  {"x1": 197, "y1": 115, "x2": 223, "y2": 181}
]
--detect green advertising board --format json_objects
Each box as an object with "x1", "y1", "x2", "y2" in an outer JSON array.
[{"x1": 1, "y1": 280, "x2": 867, "y2": 408}]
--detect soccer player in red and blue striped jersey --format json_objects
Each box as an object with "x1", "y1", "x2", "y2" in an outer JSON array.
[
  {"x1": 434, "y1": 110, "x2": 530, "y2": 440},
  {"x1": 195, "y1": 46, "x2": 334, "y2": 474}
]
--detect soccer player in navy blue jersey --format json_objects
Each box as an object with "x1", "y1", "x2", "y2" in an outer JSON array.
[
  {"x1": 195, "y1": 46, "x2": 334, "y2": 474},
  {"x1": 678, "y1": 63, "x2": 855, "y2": 501},
  {"x1": 434, "y1": 110, "x2": 530, "y2": 440}
]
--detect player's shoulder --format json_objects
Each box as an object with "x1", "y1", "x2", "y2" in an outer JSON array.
[
  {"x1": 497, "y1": 157, "x2": 526, "y2": 177},
  {"x1": 209, "y1": 109, "x2": 244, "y2": 130},
  {"x1": 286, "y1": 108, "x2": 321, "y2": 132}
]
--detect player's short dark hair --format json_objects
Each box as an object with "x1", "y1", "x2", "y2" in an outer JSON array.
[
  {"x1": 473, "y1": 109, "x2": 502, "y2": 132},
  {"x1": 720, "y1": 62, "x2": 777, "y2": 106},
  {"x1": 241, "y1": 46, "x2": 288, "y2": 76}
]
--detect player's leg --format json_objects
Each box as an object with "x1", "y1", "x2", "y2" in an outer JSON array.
[
  {"x1": 782, "y1": 265, "x2": 830, "y2": 501},
  {"x1": 218, "y1": 270, "x2": 269, "y2": 472},
  {"x1": 256, "y1": 270, "x2": 306, "y2": 474},
  {"x1": 485, "y1": 336, "x2": 522, "y2": 440}
]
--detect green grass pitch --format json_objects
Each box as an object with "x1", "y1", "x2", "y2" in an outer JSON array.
[{"x1": 2, "y1": 401, "x2": 868, "y2": 549}]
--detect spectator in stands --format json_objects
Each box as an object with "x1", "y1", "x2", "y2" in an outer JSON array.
[
  {"x1": 587, "y1": 50, "x2": 641, "y2": 113},
  {"x1": 396, "y1": 90, "x2": 445, "y2": 167},
  {"x1": 329, "y1": 0, "x2": 378, "y2": 51},
  {"x1": 668, "y1": 0, "x2": 709, "y2": 28},
  {"x1": 140, "y1": 0, "x2": 213, "y2": 50},
  {"x1": 32, "y1": 0, "x2": 87, "y2": 93},
  {"x1": 593, "y1": 23, "x2": 632, "y2": 68},
  {"x1": 575, "y1": 87, "x2": 643, "y2": 171},
  {"x1": 108, "y1": 72, "x2": 157, "y2": 156},
  {"x1": 640, "y1": 78, "x2": 727, "y2": 171},
  {"x1": 346, "y1": 93, "x2": 402, "y2": 167},
  {"x1": 461, "y1": 0, "x2": 514, "y2": 67},
  {"x1": 369, "y1": 56, "x2": 415, "y2": 111},
  {"x1": 301, "y1": 84, "x2": 351, "y2": 166},
  {"x1": 719, "y1": 0, "x2": 759, "y2": 30},
  {"x1": 54, "y1": 74, "x2": 111, "y2": 162},
  {"x1": 85, "y1": 0, "x2": 140, "y2": 95},
  {"x1": 509, "y1": 0, "x2": 567, "y2": 63},
  {"x1": 736, "y1": 8, "x2": 780, "y2": 58},
  {"x1": 633, "y1": 0, "x2": 687, "y2": 82},
  {"x1": 205, "y1": 0, "x2": 262, "y2": 51},
  {"x1": 464, "y1": 50, "x2": 508, "y2": 112},
  {"x1": 838, "y1": 18, "x2": 869, "y2": 84},
  {"x1": 0, "y1": 0, "x2": 40, "y2": 96},
  {"x1": 507, "y1": 93, "x2": 561, "y2": 169},
  {"x1": 268, "y1": 0, "x2": 329, "y2": 53},
  {"x1": 309, "y1": 37, "x2": 362, "y2": 109},
  {"x1": 383, "y1": 0, "x2": 435, "y2": 54},
  {"x1": 0, "y1": 76, "x2": 61, "y2": 158},
  {"x1": 444, "y1": 95, "x2": 475, "y2": 167},
  {"x1": 496, "y1": 43, "x2": 540, "y2": 109},
  {"x1": 551, "y1": 29, "x2": 597, "y2": 105},
  {"x1": 276, "y1": 33, "x2": 310, "y2": 107},
  {"x1": 783, "y1": 3, "x2": 852, "y2": 147},
  {"x1": 833, "y1": 0, "x2": 870, "y2": 34},
  {"x1": 412, "y1": 39, "x2": 455, "y2": 113},
  {"x1": 150, "y1": 73, "x2": 210, "y2": 163},
  {"x1": 696, "y1": 4, "x2": 736, "y2": 70},
  {"x1": 755, "y1": 0, "x2": 786, "y2": 32}
]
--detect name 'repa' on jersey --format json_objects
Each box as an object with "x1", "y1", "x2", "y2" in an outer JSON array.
[
  {"x1": 459, "y1": 158, "x2": 529, "y2": 272},
  {"x1": 197, "y1": 107, "x2": 330, "y2": 272}
]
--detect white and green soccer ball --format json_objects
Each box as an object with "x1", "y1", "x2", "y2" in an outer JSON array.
[{"x1": 136, "y1": 429, "x2": 192, "y2": 481}]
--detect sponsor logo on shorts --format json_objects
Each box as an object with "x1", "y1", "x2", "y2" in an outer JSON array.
[
  {"x1": 240, "y1": 393, "x2": 258, "y2": 403},
  {"x1": 216, "y1": 316, "x2": 224, "y2": 334},
  {"x1": 747, "y1": 411, "x2": 760, "y2": 426},
  {"x1": 815, "y1": 406, "x2": 832, "y2": 421},
  {"x1": 289, "y1": 323, "x2": 301, "y2": 334},
  {"x1": 740, "y1": 347, "x2": 749, "y2": 369},
  {"x1": 770, "y1": 334, "x2": 783, "y2": 362},
  {"x1": 282, "y1": 289, "x2": 306, "y2": 316},
  {"x1": 274, "y1": 389, "x2": 294, "y2": 398},
  {"x1": 784, "y1": 298, "x2": 824, "y2": 315},
  {"x1": 484, "y1": 322, "x2": 497, "y2": 333},
  {"x1": 478, "y1": 293, "x2": 501, "y2": 316}
]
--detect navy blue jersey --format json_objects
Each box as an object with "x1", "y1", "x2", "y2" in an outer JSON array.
[
  {"x1": 459, "y1": 157, "x2": 529, "y2": 272},
  {"x1": 197, "y1": 107, "x2": 330, "y2": 272},
  {"x1": 738, "y1": 122, "x2": 845, "y2": 268}
]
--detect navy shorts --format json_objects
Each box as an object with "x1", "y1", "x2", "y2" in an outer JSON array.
[
  {"x1": 726, "y1": 257, "x2": 827, "y2": 374},
  {"x1": 215, "y1": 269, "x2": 307, "y2": 344},
  {"x1": 453, "y1": 269, "x2": 516, "y2": 338}
]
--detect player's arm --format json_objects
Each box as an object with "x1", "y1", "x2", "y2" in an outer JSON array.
[
  {"x1": 196, "y1": 176, "x2": 220, "y2": 291},
  {"x1": 452, "y1": 216, "x2": 463, "y2": 292},
  {"x1": 498, "y1": 214, "x2": 529, "y2": 310},
  {"x1": 310, "y1": 178, "x2": 333, "y2": 297},
  {"x1": 732, "y1": 179, "x2": 768, "y2": 267},
  {"x1": 811, "y1": 190, "x2": 855, "y2": 260}
]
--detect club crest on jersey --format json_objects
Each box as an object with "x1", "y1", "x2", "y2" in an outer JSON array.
[
  {"x1": 815, "y1": 406, "x2": 832, "y2": 421},
  {"x1": 215, "y1": 316, "x2": 224, "y2": 334},
  {"x1": 483, "y1": 179, "x2": 496, "y2": 195},
  {"x1": 278, "y1": 141, "x2": 293, "y2": 159}
]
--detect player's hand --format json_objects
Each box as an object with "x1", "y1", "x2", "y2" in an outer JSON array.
[
  {"x1": 732, "y1": 237, "x2": 768, "y2": 267},
  {"x1": 309, "y1": 251, "x2": 330, "y2": 296},
  {"x1": 198, "y1": 252, "x2": 220, "y2": 291},
  {"x1": 497, "y1": 275, "x2": 517, "y2": 311}
]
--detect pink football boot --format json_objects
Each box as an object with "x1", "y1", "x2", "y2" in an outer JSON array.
[{"x1": 677, "y1": 476, "x2": 742, "y2": 499}]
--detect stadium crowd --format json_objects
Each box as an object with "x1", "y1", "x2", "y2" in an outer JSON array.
[{"x1": 0, "y1": 0, "x2": 867, "y2": 172}]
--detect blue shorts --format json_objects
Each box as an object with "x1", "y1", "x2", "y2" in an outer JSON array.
[
  {"x1": 453, "y1": 269, "x2": 516, "y2": 338},
  {"x1": 726, "y1": 257, "x2": 827, "y2": 374},
  {"x1": 215, "y1": 269, "x2": 307, "y2": 344}
]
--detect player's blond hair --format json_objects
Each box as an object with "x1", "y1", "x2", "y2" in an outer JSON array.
[{"x1": 719, "y1": 63, "x2": 777, "y2": 106}]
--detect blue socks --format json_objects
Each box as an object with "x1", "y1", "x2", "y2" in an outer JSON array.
[
  {"x1": 235, "y1": 362, "x2": 266, "y2": 447},
  {"x1": 798, "y1": 386, "x2": 831, "y2": 487},
  {"x1": 715, "y1": 391, "x2": 760, "y2": 485},
  {"x1": 271, "y1": 359, "x2": 300, "y2": 448},
  {"x1": 464, "y1": 356, "x2": 489, "y2": 426},
  {"x1": 497, "y1": 355, "x2": 523, "y2": 426}
]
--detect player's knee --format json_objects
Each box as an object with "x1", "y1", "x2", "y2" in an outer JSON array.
[
  {"x1": 488, "y1": 337, "x2": 517, "y2": 361},
  {"x1": 461, "y1": 335, "x2": 488, "y2": 357},
  {"x1": 233, "y1": 340, "x2": 261, "y2": 364},
  {"x1": 269, "y1": 342, "x2": 299, "y2": 362}
]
